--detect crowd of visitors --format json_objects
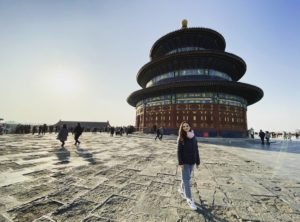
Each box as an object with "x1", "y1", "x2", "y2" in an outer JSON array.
[
  {"x1": 2, "y1": 120, "x2": 299, "y2": 212},
  {"x1": 0, "y1": 124, "x2": 134, "y2": 135},
  {"x1": 2, "y1": 124, "x2": 299, "y2": 142},
  {"x1": 249, "y1": 128, "x2": 299, "y2": 142}
]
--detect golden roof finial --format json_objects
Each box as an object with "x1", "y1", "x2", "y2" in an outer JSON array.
[{"x1": 181, "y1": 19, "x2": 188, "y2": 28}]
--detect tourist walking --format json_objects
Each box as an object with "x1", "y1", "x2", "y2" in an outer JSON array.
[
  {"x1": 154, "y1": 128, "x2": 161, "y2": 140},
  {"x1": 259, "y1": 129, "x2": 265, "y2": 145},
  {"x1": 265, "y1": 131, "x2": 270, "y2": 145},
  {"x1": 110, "y1": 126, "x2": 115, "y2": 137},
  {"x1": 42, "y1": 124, "x2": 47, "y2": 135},
  {"x1": 32, "y1": 126, "x2": 37, "y2": 135},
  {"x1": 177, "y1": 121, "x2": 200, "y2": 210},
  {"x1": 249, "y1": 128, "x2": 254, "y2": 139},
  {"x1": 120, "y1": 127, "x2": 124, "y2": 136},
  {"x1": 73, "y1": 123, "x2": 83, "y2": 145},
  {"x1": 283, "y1": 131, "x2": 287, "y2": 140},
  {"x1": 57, "y1": 124, "x2": 68, "y2": 148},
  {"x1": 38, "y1": 125, "x2": 42, "y2": 135},
  {"x1": 159, "y1": 126, "x2": 164, "y2": 140}
]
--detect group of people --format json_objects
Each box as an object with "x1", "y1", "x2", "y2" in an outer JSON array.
[
  {"x1": 283, "y1": 131, "x2": 295, "y2": 140},
  {"x1": 32, "y1": 124, "x2": 49, "y2": 135},
  {"x1": 57, "y1": 123, "x2": 83, "y2": 147},
  {"x1": 258, "y1": 129, "x2": 271, "y2": 145},
  {"x1": 258, "y1": 129, "x2": 299, "y2": 145},
  {"x1": 109, "y1": 126, "x2": 129, "y2": 136},
  {"x1": 250, "y1": 128, "x2": 299, "y2": 140}
]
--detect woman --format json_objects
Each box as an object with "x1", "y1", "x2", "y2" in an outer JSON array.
[
  {"x1": 177, "y1": 121, "x2": 200, "y2": 210},
  {"x1": 57, "y1": 124, "x2": 68, "y2": 147}
]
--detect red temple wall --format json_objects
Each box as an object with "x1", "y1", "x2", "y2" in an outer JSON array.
[{"x1": 135, "y1": 104, "x2": 247, "y2": 135}]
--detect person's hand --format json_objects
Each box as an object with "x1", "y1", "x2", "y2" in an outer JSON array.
[
  {"x1": 179, "y1": 164, "x2": 183, "y2": 169},
  {"x1": 196, "y1": 164, "x2": 200, "y2": 169}
]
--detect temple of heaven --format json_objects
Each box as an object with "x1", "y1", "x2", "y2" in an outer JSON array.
[{"x1": 127, "y1": 20, "x2": 263, "y2": 137}]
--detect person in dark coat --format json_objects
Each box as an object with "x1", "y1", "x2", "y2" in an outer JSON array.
[
  {"x1": 159, "y1": 127, "x2": 164, "y2": 140},
  {"x1": 259, "y1": 129, "x2": 265, "y2": 145},
  {"x1": 110, "y1": 126, "x2": 115, "y2": 136},
  {"x1": 42, "y1": 124, "x2": 47, "y2": 135},
  {"x1": 177, "y1": 121, "x2": 200, "y2": 210},
  {"x1": 265, "y1": 131, "x2": 270, "y2": 145},
  {"x1": 155, "y1": 128, "x2": 161, "y2": 140},
  {"x1": 32, "y1": 126, "x2": 37, "y2": 135},
  {"x1": 73, "y1": 123, "x2": 83, "y2": 145},
  {"x1": 57, "y1": 124, "x2": 68, "y2": 147},
  {"x1": 38, "y1": 125, "x2": 42, "y2": 135}
]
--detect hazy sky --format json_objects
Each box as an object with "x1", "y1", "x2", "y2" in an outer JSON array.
[{"x1": 0, "y1": 0, "x2": 299, "y2": 131}]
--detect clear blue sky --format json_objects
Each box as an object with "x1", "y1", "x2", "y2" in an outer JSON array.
[{"x1": 0, "y1": 0, "x2": 299, "y2": 132}]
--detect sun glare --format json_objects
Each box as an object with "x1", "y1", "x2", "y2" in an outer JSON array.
[
  {"x1": 46, "y1": 68, "x2": 82, "y2": 94},
  {"x1": 54, "y1": 73, "x2": 77, "y2": 92}
]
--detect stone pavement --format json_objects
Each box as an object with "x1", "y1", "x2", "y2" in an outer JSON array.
[{"x1": 0, "y1": 133, "x2": 300, "y2": 222}]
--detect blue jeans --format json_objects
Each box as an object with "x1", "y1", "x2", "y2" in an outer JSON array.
[{"x1": 181, "y1": 164, "x2": 194, "y2": 199}]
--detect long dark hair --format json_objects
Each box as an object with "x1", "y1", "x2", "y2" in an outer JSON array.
[{"x1": 178, "y1": 121, "x2": 192, "y2": 142}]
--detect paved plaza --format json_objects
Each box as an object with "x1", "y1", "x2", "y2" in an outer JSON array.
[{"x1": 0, "y1": 133, "x2": 300, "y2": 221}]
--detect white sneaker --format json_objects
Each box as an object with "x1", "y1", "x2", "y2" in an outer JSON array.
[
  {"x1": 178, "y1": 188, "x2": 186, "y2": 199},
  {"x1": 186, "y1": 198, "x2": 197, "y2": 210}
]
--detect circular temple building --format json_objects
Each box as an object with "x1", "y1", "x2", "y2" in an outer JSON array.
[{"x1": 127, "y1": 20, "x2": 263, "y2": 137}]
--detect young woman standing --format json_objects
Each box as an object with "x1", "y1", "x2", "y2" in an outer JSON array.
[{"x1": 177, "y1": 121, "x2": 200, "y2": 210}]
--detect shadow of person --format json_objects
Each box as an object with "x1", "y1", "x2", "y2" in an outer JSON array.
[
  {"x1": 55, "y1": 147, "x2": 70, "y2": 164},
  {"x1": 75, "y1": 145, "x2": 96, "y2": 165},
  {"x1": 194, "y1": 203, "x2": 231, "y2": 222}
]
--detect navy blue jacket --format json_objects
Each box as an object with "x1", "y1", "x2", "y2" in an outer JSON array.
[{"x1": 177, "y1": 136, "x2": 200, "y2": 165}]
